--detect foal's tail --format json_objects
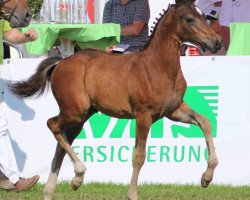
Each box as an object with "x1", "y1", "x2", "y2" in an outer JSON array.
[{"x1": 9, "y1": 56, "x2": 63, "y2": 99}]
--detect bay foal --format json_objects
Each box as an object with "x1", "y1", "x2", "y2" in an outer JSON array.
[{"x1": 9, "y1": 0, "x2": 222, "y2": 199}]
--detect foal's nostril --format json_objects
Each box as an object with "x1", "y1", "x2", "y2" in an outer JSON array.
[
  {"x1": 214, "y1": 39, "x2": 222, "y2": 49},
  {"x1": 25, "y1": 11, "x2": 32, "y2": 21}
]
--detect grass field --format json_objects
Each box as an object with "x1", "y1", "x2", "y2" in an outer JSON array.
[{"x1": 0, "y1": 182, "x2": 250, "y2": 200}]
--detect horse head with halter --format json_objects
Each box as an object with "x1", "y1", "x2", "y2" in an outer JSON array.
[{"x1": 0, "y1": 0, "x2": 32, "y2": 28}]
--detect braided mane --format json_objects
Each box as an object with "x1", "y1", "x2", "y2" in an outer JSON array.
[{"x1": 143, "y1": 4, "x2": 175, "y2": 50}]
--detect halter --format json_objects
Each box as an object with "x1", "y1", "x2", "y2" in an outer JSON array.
[{"x1": 0, "y1": 0, "x2": 21, "y2": 21}]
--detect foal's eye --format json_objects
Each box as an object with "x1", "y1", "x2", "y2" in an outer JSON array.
[{"x1": 186, "y1": 18, "x2": 195, "y2": 24}]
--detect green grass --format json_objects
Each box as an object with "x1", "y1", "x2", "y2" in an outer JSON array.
[{"x1": 0, "y1": 182, "x2": 250, "y2": 200}]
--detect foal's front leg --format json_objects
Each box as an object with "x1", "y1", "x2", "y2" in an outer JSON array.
[
  {"x1": 128, "y1": 112, "x2": 152, "y2": 200},
  {"x1": 169, "y1": 101, "x2": 218, "y2": 188}
]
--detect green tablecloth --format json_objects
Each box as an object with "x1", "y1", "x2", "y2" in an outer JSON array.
[
  {"x1": 21, "y1": 23, "x2": 121, "y2": 56},
  {"x1": 227, "y1": 22, "x2": 250, "y2": 56}
]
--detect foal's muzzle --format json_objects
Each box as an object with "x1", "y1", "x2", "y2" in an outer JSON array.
[
  {"x1": 203, "y1": 36, "x2": 223, "y2": 54},
  {"x1": 210, "y1": 37, "x2": 223, "y2": 53}
]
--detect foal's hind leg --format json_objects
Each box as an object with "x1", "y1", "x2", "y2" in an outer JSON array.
[
  {"x1": 169, "y1": 101, "x2": 218, "y2": 188},
  {"x1": 44, "y1": 143, "x2": 66, "y2": 200},
  {"x1": 128, "y1": 111, "x2": 152, "y2": 200},
  {"x1": 47, "y1": 115, "x2": 86, "y2": 190},
  {"x1": 44, "y1": 124, "x2": 83, "y2": 200},
  {"x1": 45, "y1": 107, "x2": 96, "y2": 198}
]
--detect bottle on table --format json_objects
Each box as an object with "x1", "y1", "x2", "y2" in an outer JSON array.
[
  {"x1": 72, "y1": 0, "x2": 87, "y2": 24},
  {"x1": 72, "y1": 0, "x2": 80, "y2": 23},
  {"x1": 54, "y1": 0, "x2": 71, "y2": 23},
  {"x1": 41, "y1": 0, "x2": 51, "y2": 23}
]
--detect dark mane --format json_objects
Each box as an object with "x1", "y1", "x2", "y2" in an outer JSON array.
[{"x1": 143, "y1": 4, "x2": 175, "y2": 50}]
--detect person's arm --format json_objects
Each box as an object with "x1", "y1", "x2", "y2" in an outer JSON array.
[
  {"x1": 221, "y1": 26, "x2": 230, "y2": 50},
  {"x1": 3, "y1": 28, "x2": 38, "y2": 44},
  {"x1": 121, "y1": 21, "x2": 146, "y2": 36},
  {"x1": 121, "y1": 0, "x2": 150, "y2": 36}
]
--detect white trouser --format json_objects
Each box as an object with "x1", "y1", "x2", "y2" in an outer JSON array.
[{"x1": 0, "y1": 65, "x2": 20, "y2": 185}]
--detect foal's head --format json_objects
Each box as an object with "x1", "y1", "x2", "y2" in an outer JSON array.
[
  {"x1": 0, "y1": 0, "x2": 32, "y2": 28},
  {"x1": 174, "y1": 0, "x2": 222, "y2": 53}
]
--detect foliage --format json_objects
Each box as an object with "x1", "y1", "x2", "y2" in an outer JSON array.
[{"x1": 27, "y1": 0, "x2": 43, "y2": 19}]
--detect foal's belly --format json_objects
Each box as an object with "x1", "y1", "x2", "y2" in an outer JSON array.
[
  {"x1": 91, "y1": 91, "x2": 184, "y2": 120},
  {"x1": 93, "y1": 102, "x2": 134, "y2": 119},
  {"x1": 90, "y1": 92, "x2": 134, "y2": 119}
]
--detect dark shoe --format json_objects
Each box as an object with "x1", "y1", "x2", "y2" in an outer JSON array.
[{"x1": 9, "y1": 175, "x2": 40, "y2": 192}]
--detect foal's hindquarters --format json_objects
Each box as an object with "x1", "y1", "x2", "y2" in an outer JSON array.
[{"x1": 43, "y1": 58, "x2": 96, "y2": 200}]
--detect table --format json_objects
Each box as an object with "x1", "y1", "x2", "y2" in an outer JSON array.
[
  {"x1": 21, "y1": 23, "x2": 121, "y2": 57},
  {"x1": 227, "y1": 22, "x2": 250, "y2": 56}
]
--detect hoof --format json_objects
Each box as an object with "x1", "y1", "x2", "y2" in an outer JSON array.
[
  {"x1": 201, "y1": 173, "x2": 211, "y2": 188},
  {"x1": 44, "y1": 184, "x2": 56, "y2": 200},
  {"x1": 70, "y1": 177, "x2": 83, "y2": 191},
  {"x1": 44, "y1": 195, "x2": 52, "y2": 200},
  {"x1": 127, "y1": 196, "x2": 137, "y2": 200},
  {"x1": 127, "y1": 192, "x2": 137, "y2": 200}
]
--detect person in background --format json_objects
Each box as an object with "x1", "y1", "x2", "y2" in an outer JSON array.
[
  {"x1": 190, "y1": 0, "x2": 226, "y2": 55},
  {"x1": 103, "y1": 0, "x2": 150, "y2": 53},
  {"x1": 195, "y1": 0, "x2": 222, "y2": 34},
  {"x1": 179, "y1": 0, "x2": 222, "y2": 56},
  {"x1": 219, "y1": 0, "x2": 250, "y2": 51},
  {"x1": 0, "y1": 19, "x2": 40, "y2": 192}
]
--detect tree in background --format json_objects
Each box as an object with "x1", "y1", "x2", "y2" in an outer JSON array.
[{"x1": 27, "y1": 0, "x2": 43, "y2": 19}]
